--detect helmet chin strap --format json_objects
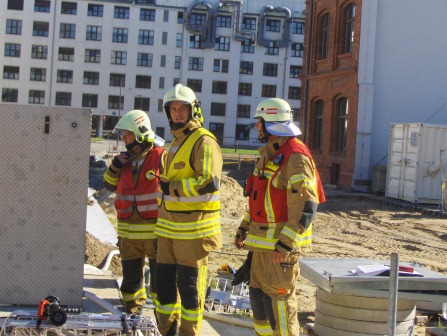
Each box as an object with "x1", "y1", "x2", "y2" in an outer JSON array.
[{"x1": 171, "y1": 121, "x2": 189, "y2": 130}]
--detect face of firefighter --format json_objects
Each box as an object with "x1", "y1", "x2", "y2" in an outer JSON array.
[
  {"x1": 169, "y1": 101, "x2": 191, "y2": 126},
  {"x1": 120, "y1": 130, "x2": 136, "y2": 145},
  {"x1": 255, "y1": 118, "x2": 270, "y2": 143}
]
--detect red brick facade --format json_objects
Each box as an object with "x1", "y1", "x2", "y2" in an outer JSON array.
[{"x1": 302, "y1": 0, "x2": 362, "y2": 189}]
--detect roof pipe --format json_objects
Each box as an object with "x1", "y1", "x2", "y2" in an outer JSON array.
[
  {"x1": 302, "y1": 0, "x2": 314, "y2": 140},
  {"x1": 257, "y1": 6, "x2": 291, "y2": 48},
  {"x1": 220, "y1": 0, "x2": 256, "y2": 42},
  {"x1": 185, "y1": 1, "x2": 217, "y2": 49}
]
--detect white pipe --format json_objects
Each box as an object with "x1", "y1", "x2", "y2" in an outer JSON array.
[
  {"x1": 427, "y1": 160, "x2": 441, "y2": 176},
  {"x1": 83, "y1": 290, "x2": 123, "y2": 317},
  {"x1": 203, "y1": 311, "x2": 254, "y2": 329},
  {"x1": 102, "y1": 250, "x2": 120, "y2": 271}
]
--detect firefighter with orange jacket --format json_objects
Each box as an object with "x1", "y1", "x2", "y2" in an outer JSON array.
[
  {"x1": 103, "y1": 109, "x2": 166, "y2": 314},
  {"x1": 234, "y1": 98, "x2": 326, "y2": 336}
]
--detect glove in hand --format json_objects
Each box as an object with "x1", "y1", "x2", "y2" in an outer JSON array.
[
  {"x1": 159, "y1": 180, "x2": 170, "y2": 194},
  {"x1": 231, "y1": 251, "x2": 253, "y2": 286}
]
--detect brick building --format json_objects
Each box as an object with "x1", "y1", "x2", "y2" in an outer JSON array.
[{"x1": 302, "y1": 0, "x2": 361, "y2": 189}]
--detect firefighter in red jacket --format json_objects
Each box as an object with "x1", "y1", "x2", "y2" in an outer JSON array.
[
  {"x1": 103, "y1": 109, "x2": 166, "y2": 314},
  {"x1": 234, "y1": 98, "x2": 326, "y2": 336}
]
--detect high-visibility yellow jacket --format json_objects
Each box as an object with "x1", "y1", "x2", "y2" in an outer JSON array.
[{"x1": 155, "y1": 119, "x2": 223, "y2": 244}]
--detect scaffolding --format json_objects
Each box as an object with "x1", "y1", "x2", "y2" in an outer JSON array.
[{"x1": 0, "y1": 311, "x2": 160, "y2": 336}]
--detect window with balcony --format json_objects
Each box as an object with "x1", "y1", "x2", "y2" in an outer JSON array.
[
  {"x1": 216, "y1": 15, "x2": 231, "y2": 28},
  {"x1": 190, "y1": 13, "x2": 206, "y2": 26},
  {"x1": 266, "y1": 19, "x2": 280, "y2": 32},
  {"x1": 242, "y1": 17, "x2": 256, "y2": 30}
]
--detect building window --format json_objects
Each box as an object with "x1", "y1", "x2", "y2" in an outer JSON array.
[
  {"x1": 61, "y1": 2, "x2": 77, "y2": 15},
  {"x1": 85, "y1": 49, "x2": 101, "y2": 63},
  {"x1": 312, "y1": 100, "x2": 324, "y2": 150},
  {"x1": 113, "y1": 28, "x2": 128, "y2": 43},
  {"x1": 137, "y1": 53, "x2": 153, "y2": 67},
  {"x1": 177, "y1": 12, "x2": 184, "y2": 24},
  {"x1": 212, "y1": 81, "x2": 227, "y2": 94},
  {"x1": 108, "y1": 95, "x2": 123, "y2": 110},
  {"x1": 34, "y1": 0, "x2": 50, "y2": 13},
  {"x1": 8, "y1": 0, "x2": 24, "y2": 10},
  {"x1": 242, "y1": 17, "x2": 256, "y2": 30},
  {"x1": 190, "y1": 13, "x2": 206, "y2": 26},
  {"x1": 160, "y1": 55, "x2": 166, "y2": 67},
  {"x1": 292, "y1": 108, "x2": 300, "y2": 122},
  {"x1": 114, "y1": 6, "x2": 129, "y2": 19},
  {"x1": 237, "y1": 104, "x2": 250, "y2": 118},
  {"x1": 288, "y1": 86, "x2": 301, "y2": 100},
  {"x1": 110, "y1": 74, "x2": 125, "y2": 87},
  {"x1": 162, "y1": 32, "x2": 168, "y2": 45},
  {"x1": 134, "y1": 97, "x2": 149, "y2": 111},
  {"x1": 241, "y1": 38, "x2": 255, "y2": 53},
  {"x1": 262, "y1": 84, "x2": 276, "y2": 97},
  {"x1": 88, "y1": 4, "x2": 103, "y2": 17},
  {"x1": 57, "y1": 69, "x2": 73, "y2": 83},
  {"x1": 263, "y1": 63, "x2": 278, "y2": 77},
  {"x1": 209, "y1": 123, "x2": 224, "y2": 143},
  {"x1": 215, "y1": 36, "x2": 230, "y2": 51},
  {"x1": 82, "y1": 94, "x2": 98, "y2": 108},
  {"x1": 266, "y1": 19, "x2": 280, "y2": 32},
  {"x1": 86, "y1": 26, "x2": 102, "y2": 41},
  {"x1": 55, "y1": 92, "x2": 72, "y2": 106},
  {"x1": 2, "y1": 88, "x2": 18, "y2": 102},
  {"x1": 188, "y1": 57, "x2": 204, "y2": 71},
  {"x1": 292, "y1": 21, "x2": 304, "y2": 34},
  {"x1": 31, "y1": 45, "x2": 48, "y2": 59},
  {"x1": 290, "y1": 65, "x2": 302, "y2": 78},
  {"x1": 83, "y1": 71, "x2": 99, "y2": 85},
  {"x1": 138, "y1": 30, "x2": 154, "y2": 45},
  {"x1": 291, "y1": 43, "x2": 304, "y2": 57},
  {"x1": 58, "y1": 47, "x2": 74, "y2": 61},
  {"x1": 176, "y1": 33, "x2": 182, "y2": 47},
  {"x1": 4, "y1": 43, "x2": 21, "y2": 57},
  {"x1": 60, "y1": 23, "x2": 76, "y2": 39},
  {"x1": 216, "y1": 15, "x2": 231, "y2": 28},
  {"x1": 33, "y1": 21, "x2": 49, "y2": 37},
  {"x1": 3, "y1": 66, "x2": 19, "y2": 80},
  {"x1": 240, "y1": 61, "x2": 253, "y2": 75},
  {"x1": 159, "y1": 77, "x2": 165, "y2": 89},
  {"x1": 111, "y1": 51, "x2": 127, "y2": 65},
  {"x1": 238, "y1": 83, "x2": 252, "y2": 96},
  {"x1": 319, "y1": 13, "x2": 329, "y2": 59},
  {"x1": 265, "y1": 41, "x2": 279, "y2": 55},
  {"x1": 136, "y1": 75, "x2": 151, "y2": 89},
  {"x1": 156, "y1": 127, "x2": 165, "y2": 138},
  {"x1": 163, "y1": 10, "x2": 169, "y2": 22},
  {"x1": 213, "y1": 59, "x2": 228, "y2": 73},
  {"x1": 175, "y1": 56, "x2": 181, "y2": 69},
  {"x1": 140, "y1": 8, "x2": 155, "y2": 21},
  {"x1": 29, "y1": 90, "x2": 45, "y2": 104},
  {"x1": 173, "y1": 78, "x2": 180, "y2": 86},
  {"x1": 6, "y1": 19, "x2": 22, "y2": 35},
  {"x1": 211, "y1": 103, "x2": 226, "y2": 116},
  {"x1": 157, "y1": 99, "x2": 163, "y2": 112},
  {"x1": 30, "y1": 68, "x2": 46, "y2": 81},
  {"x1": 187, "y1": 79, "x2": 202, "y2": 92},
  {"x1": 235, "y1": 124, "x2": 250, "y2": 140},
  {"x1": 334, "y1": 98, "x2": 348, "y2": 151},
  {"x1": 343, "y1": 4, "x2": 356, "y2": 53},
  {"x1": 189, "y1": 34, "x2": 203, "y2": 49}
]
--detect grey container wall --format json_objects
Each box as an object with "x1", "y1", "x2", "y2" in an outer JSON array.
[
  {"x1": 0, "y1": 104, "x2": 91, "y2": 306},
  {"x1": 386, "y1": 123, "x2": 447, "y2": 204}
]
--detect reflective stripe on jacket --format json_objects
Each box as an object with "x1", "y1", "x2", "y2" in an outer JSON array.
[{"x1": 115, "y1": 146, "x2": 164, "y2": 220}]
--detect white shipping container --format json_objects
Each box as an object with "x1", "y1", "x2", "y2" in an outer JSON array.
[{"x1": 386, "y1": 123, "x2": 447, "y2": 204}]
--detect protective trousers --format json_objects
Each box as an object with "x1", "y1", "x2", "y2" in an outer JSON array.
[
  {"x1": 118, "y1": 238, "x2": 157, "y2": 314},
  {"x1": 155, "y1": 237, "x2": 209, "y2": 336},
  {"x1": 249, "y1": 250, "x2": 300, "y2": 336}
]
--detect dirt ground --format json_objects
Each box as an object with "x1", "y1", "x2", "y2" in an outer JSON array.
[{"x1": 85, "y1": 175, "x2": 447, "y2": 334}]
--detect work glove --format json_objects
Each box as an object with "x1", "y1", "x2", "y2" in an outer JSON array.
[
  {"x1": 112, "y1": 155, "x2": 123, "y2": 169},
  {"x1": 231, "y1": 251, "x2": 253, "y2": 286},
  {"x1": 159, "y1": 180, "x2": 170, "y2": 194}
]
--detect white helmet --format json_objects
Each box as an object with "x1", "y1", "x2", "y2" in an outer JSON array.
[
  {"x1": 254, "y1": 98, "x2": 301, "y2": 136},
  {"x1": 114, "y1": 109, "x2": 155, "y2": 143},
  {"x1": 163, "y1": 84, "x2": 203, "y2": 128}
]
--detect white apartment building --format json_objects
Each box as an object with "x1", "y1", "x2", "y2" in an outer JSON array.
[{"x1": 1, "y1": 0, "x2": 305, "y2": 145}]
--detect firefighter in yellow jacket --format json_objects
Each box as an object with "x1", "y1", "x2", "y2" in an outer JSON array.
[
  {"x1": 234, "y1": 98, "x2": 326, "y2": 336},
  {"x1": 103, "y1": 110, "x2": 166, "y2": 314},
  {"x1": 155, "y1": 84, "x2": 223, "y2": 336}
]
